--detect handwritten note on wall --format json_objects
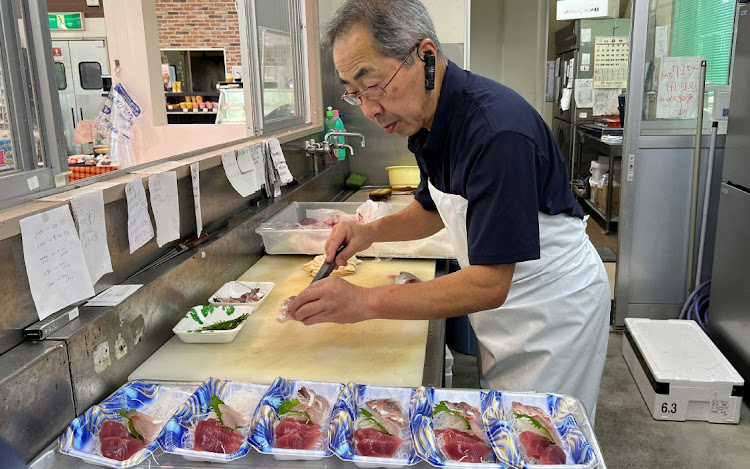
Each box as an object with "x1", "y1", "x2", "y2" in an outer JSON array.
[
  {"x1": 70, "y1": 191, "x2": 113, "y2": 284},
  {"x1": 657, "y1": 56, "x2": 704, "y2": 119},
  {"x1": 221, "y1": 150, "x2": 255, "y2": 197},
  {"x1": 19, "y1": 206, "x2": 95, "y2": 320},
  {"x1": 148, "y1": 172, "x2": 180, "y2": 247},
  {"x1": 251, "y1": 143, "x2": 266, "y2": 190},
  {"x1": 190, "y1": 162, "x2": 203, "y2": 237},
  {"x1": 125, "y1": 177, "x2": 155, "y2": 253},
  {"x1": 268, "y1": 138, "x2": 294, "y2": 184}
]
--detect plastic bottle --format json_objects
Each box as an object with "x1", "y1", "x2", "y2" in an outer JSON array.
[
  {"x1": 333, "y1": 109, "x2": 347, "y2": 161},
  {"x1": 324, "y1": 106, "x2": 336, "y2": 132}
]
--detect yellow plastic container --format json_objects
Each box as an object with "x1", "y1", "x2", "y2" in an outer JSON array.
[{"x1": 385, "y1": 166, "x2": 420, "y2": 190}]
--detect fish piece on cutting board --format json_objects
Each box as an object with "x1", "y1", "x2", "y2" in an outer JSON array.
[{"x1": 302, "y1": 255, "x2": 362, "y2": 277}]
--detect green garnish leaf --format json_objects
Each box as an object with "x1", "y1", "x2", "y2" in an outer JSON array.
[
  {"x1": 278, "y1": 398, "x2": 300, "y2": 415},
  {"x1": 201, "y1": 305, "x2": 214, "y2": 317},
  {"x1": 515, "y1": 413, "x2": 554, "y2": 443},
  {"x1": 209, "y1": 395, "x2": 230, "y2": 429},
  {"x1": 189, "y1": 308, "x2": 203, "y2": 325},
  {"x1": 226, "y1": 306, "x2": 235, "y2": 316},
  {"x1": 117, "y1": 408, "x2": 143, "y2": 440},
  {"x1": 191, "y1": 313, "x2": 249, "y2": 332},
  {"x1": 359, "y1": 408, "x2": 390, "y2": 434},
  {"x1": 433, "y1": 401, "x2": 471, "y2": 431}
]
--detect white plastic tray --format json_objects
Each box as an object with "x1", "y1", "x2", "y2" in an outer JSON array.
[
  {"x1": 172, "y1": 305, "x2": 253, "y2": 344},
  {"x1": 208, "y1": 281, "x2": 275, "y2": 308}
]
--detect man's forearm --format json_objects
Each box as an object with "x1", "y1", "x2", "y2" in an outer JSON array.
[{"x1": 370, "y1": 200, "x2": 444, "y2": 243}]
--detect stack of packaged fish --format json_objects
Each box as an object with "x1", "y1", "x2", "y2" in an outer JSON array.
[{"x1": 58, "y1": 377, "x2": 603, "y2": 468}]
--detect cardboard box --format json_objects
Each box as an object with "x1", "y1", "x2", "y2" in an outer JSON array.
[
  {"x1": 622, "y1": 318, "x2": 744, "y2": 423},
  {"x1": 595, "y1": 185, "x2": 620, "y2": 215}
]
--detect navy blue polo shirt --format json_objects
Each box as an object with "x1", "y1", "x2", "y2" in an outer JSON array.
[{"x1": 409, "y1": 61, "x2": 583, "y2": 265}]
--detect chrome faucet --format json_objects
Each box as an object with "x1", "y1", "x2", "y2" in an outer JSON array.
[{"x1": 323, "y1": 131, "x2": 366, "y2": 155}]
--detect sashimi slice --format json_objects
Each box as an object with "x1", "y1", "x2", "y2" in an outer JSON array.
[
  {"x1": 99, "y1": 420, "x2": 132, "y2": 440},
  {"x1": 274, "y1": 418, "x2": 323, "y2": 450},
  {"x1": 125, "y1": 411, "x2": 163, "y2": 442},
  {"x1": 539, "y1": 444, "x2": 567, "y2": 465},
  {"x1": 100, "y1": 436, "x2": 147, "y2": 461},
  {"x1": 519, "y1": 430, "x2": 553, "y2": 459},
  {"x1": 291, "y1": 387, "x2": 330, "y2": 426},
  {"x1": 354, "y1": 428, "x2": 403, "y2": 458},
  {"x1": 512, "y1": 401, "x2": 564, "y2": 448},
  {"x1": 435, "y1": 428, "x2": 490, "y2": 463},
  {"x1": 194, "y1": 418, "x2": 244, "y2": 454}
]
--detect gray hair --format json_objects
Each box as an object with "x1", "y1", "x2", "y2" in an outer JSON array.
[{"x1": 323, "y1": 0, "x2": 446, "y2": 67}]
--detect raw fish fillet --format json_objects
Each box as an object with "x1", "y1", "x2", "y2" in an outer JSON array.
[
  {"x1": 99, "y1": 420, "x2": 132, "y2": 440},
  {"x1": 442, "y1": 401, "x2": 483, "y2": 436},
  {"x1": 194, "y1": 418, "x2": 244, "y2": 454},
  {"x1": 539, "y1": 444, "x2": 567, "y2": 465},
  {"x1": 278, "y1": 296, "x2": 296, "y2": 322},
  {"x1": 291, "y1": 387, "x2": 331, "y2": 426},
  {"x1": 519, "y1": 430, "x2": 552, "y2": 459},
  {"x1": 354, "y1": 428, "x2": 403, "y2": 458},
  {"x1": 365, "y1": 399, "x2": 408, "y2": 436},
  {"x1": 299, "y1": 217, "x2": 319, "y2": 226},
  {"x1": 511, "y1": 401, "x2": 564, "y2": 448},
  {"x1": 389, "y1": 272, "x2": 422, "y2": 284},
  {"x1": 274, "y1": 418, "x2": 323, "y2": 450},
  {"x1": 434, "y1": 428, "x2": 490, "y2": 463},
  {"x1": 125, "y1": 411, "x2": 163, "y2": 443},
  {"x1": 218, "y1": 403, "x2": 250, "y2": 429},
  {"x1": 100, "y1": 436, "x2": 147, "y2": 461}
]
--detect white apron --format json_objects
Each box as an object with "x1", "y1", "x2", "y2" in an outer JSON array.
[{"x1": 428, "y1": 181, "x2": 610, "y2": 420}]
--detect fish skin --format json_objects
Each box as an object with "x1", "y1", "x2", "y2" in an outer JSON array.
[{"x1": 390, "y1": 272, "x2": 422, "y2": 284}]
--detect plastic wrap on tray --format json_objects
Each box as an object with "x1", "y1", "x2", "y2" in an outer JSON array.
[
  {"x1": 158, "y1": 377, "x2": 267, "y2": 462},
  {"x1": 255, "y1": 202, "x2": 455, "y2": 259},
  {"x1": 249, "y1": 377, "x2": 343, "y2": 461},
  {"x1": 58, "y1": 381, "x2": 191, "y2": 468},
  {"x1": 409, "y1": 387, "x2": 500, "y2": 468},
  {"x1": 330, "y1": 382, "x2": 420, "y2": 468}
]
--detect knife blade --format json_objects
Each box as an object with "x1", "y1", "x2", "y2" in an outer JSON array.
[{"x1": 310, "y1": 245, "x2": 346, "y2": 285}]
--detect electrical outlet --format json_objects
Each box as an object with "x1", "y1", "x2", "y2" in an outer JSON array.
[{"x1": 86, "y1": 0, "x2": 100, "y2": 7}]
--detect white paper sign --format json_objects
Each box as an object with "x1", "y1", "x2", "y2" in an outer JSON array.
[
  {"x1": 593, "y1": 88, "x2": 621, "y2": 116},
  {"x1": 655, "y1": 25, "x2": 669, "y2": 58},
  {"x1": 148, "y1": 172, "x2": 180, "y2": 247},
  {"x1": 86, "y1": 284, "x2": 143, "y2": 307},
  {"x1": 190, "y1": 163, "x2": 203, "y2": 237},
  {"x1": 251, "y1": 144, "x2": 266, "y2": 189},
  {"x1": 545, "y1": 61, "x2": 556, "y2": 102},
  {"x1": 20, "y1": 206, "x2": 95, "y2": 320},
  {"x1": 657, "y1": 56, "x2": 703, "y2": 119},
  {"x1": 560, "y1": 88, "x2": 572, "y2": 111},
  {"x1": 268, "y1": 138, "x2": 294, "y2": 184},
  {"x1": 237, "y1": 146, "x2": 254, "y2": 173},
  {"x1": 221, "y1": 150, "x2": 255, "y2": 197},
  {"x1": 27, "y1": 176, "x2": 40, "y2": 191},
  {"x1": 125, "y1": 177, "x2": 155, "y2": 253},
  {"x1": 581, "y1": 28, "x2": 592, "y2": 43},
  {"x1": 70, "y1": 191, "x2": 113, "y2": 284},
  {"x1": 581, "y1": 53, "x2": 591, "y2": 66},
  {"x1": 575, "y1": 79, "x2": 595, "y2": 108},
  {"x1": 557, "y1": 0, "x2": 615, "y2": 20}
]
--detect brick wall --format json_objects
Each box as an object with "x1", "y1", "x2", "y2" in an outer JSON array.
[{"x1": 155, "y1": 0, "x2": 242, "y2": 69}]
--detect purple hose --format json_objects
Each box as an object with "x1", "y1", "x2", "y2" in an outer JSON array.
[{"x1": 679, "y1": 280, "x2": 712, "y2": 320}]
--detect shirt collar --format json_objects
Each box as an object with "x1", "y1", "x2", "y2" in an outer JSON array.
[{"x1": 408, "y1": 60, "x2": 467, "y2": 154}]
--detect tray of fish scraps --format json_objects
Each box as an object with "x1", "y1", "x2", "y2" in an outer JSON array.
[
  {"x1": 249, "y1": 377, "x2": 344, "y2": 461},
  {"x1": 158, "y1": 377, "x2": 268, "y2": 462},
  {"x1": 57, "y1": 380, "x2": 194, "y2": 468},
  {"x1": 330, "y1": 383, "x2": 421, "y2": 468},
  {"x1": 410, "y1": 387, "x2": 602, "y2": 469}
]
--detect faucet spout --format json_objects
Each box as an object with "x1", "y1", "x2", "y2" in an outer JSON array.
[{"x1": 324, "y1": 131, "x2": 366, "y2": 148}]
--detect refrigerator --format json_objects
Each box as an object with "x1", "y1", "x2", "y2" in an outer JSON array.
[
  {"x1": 707, "y1": 1, "x2": 750, "y2": 388},
  {"x1": 552, "y1": 19, "x2": 629, "y2": 181}
]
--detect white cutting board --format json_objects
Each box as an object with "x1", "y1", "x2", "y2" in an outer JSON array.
[{"x1": 129, "y1": 255, "x2": 435, "y2": 386}]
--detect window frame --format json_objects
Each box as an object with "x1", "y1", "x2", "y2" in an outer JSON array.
[
  {"x1": 54, "y1": 62, "x2": 67, "y2": 90},
  {"x1": 0, "y1": 0, "x2": 67, "y2": 203},
  {"x1": 78, "y1": 61, "x2": 103, "y2": 90}
]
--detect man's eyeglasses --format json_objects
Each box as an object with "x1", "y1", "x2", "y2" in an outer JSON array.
[{"x1": 341, "y1": 44, "x2": 419, "y2": 106}]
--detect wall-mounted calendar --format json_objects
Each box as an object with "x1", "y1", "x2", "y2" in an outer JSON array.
[{"x1": 593, "y1": 37, "x2": 629, "y2": 89}]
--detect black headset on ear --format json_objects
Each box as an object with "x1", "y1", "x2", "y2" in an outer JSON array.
[{"x1": 417, "y1": 42, "x2": 436, "y2": 91}]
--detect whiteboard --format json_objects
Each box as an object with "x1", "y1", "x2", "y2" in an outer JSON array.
[{"x1": 656, "y1": 57, "x2": 704, "y2": 119}]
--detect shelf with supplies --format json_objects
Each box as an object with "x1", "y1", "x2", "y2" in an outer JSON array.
[
  {"x1": 165, "y1": 91, "x2": 220, "y2": 98},
  {"x1": 574, "y1": 124, "x2": 622, "y2": 234}
]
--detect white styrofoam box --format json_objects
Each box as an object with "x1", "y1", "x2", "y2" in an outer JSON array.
[
  {"x1": 622, "y1": 318, "x2": 744, "y2": 424},
  {"x1": 556, "y1": 0, "x2": 620, "y2": 20},
  {"x1": 444, "y1": 370, "x2": 453, "y2": 389}
]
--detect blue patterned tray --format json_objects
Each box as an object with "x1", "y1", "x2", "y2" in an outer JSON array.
[
  {"x1": 330, "y1": 383, "x2": 421, "y2": 468},
  {"x1": 157, "y1": 377, "x2": 268, "y2": 462},
  {"x1": 58, "y1": 380, "x2": 190, "y2": 468},
  {"x1": 249, "y1": 377, "x2": 343, "y2": 461}
]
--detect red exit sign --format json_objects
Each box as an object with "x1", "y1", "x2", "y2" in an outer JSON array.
[{"x1": 52, "y1": 47, "x2": 63, "y2": 57}]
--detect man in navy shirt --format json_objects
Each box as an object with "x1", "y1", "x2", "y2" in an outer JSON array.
[{"x1": 289, "y1": 0, "x2": 610, "y2": 419}]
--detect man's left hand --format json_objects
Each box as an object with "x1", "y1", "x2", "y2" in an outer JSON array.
[{"x1": 289, "y1": 277, "x2": 370, "y2": 325}]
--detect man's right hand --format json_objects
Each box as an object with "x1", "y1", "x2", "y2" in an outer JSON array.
[{"x1": 325, "y1": 221, "x2": 377, "y2": 266}]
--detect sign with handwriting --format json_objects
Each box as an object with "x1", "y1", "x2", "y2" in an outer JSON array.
[
  {"x1": 125, "y1": 177, "x2": 155, "y2": 253},
  {"x1": 20, "y1": 206, "x2": 95, "y2": 320},
  {"x1": 657, "y1": 56, "x2": 703, "y2": 119},
  {"x1": 190, "y1": 162, "x2": 203, "y2": 237},
  {"x1": 148, "y1": 172, "x2": 180, "y2": 247},
  {"x1": 70, "y1": 191, "x2": 113, "y2": 284},
  {"x1": 221, "y1": 150, "x2": 256, "y2": 197}
]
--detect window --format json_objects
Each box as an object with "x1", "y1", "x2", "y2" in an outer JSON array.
[
  {"x1": 0, "y1": 70, "x2": 16, "y2": 173},
  {"x1": 79, "y1": 62, "x2": 103, "y2": 90},
  {"x1": 253, "y1": 0, "x2": 308, "y2": 132},
  {"x1": 55, "y1": 62, "x2": 66, "y2": 90}
]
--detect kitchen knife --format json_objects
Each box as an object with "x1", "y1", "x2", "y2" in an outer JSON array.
[{"x1": 310, "y1": 245, "x2": 346, "y2": 285}]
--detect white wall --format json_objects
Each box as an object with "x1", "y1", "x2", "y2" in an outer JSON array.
[{"x1": 470, "y1": 0, "x2": 548, "y2": 115}]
